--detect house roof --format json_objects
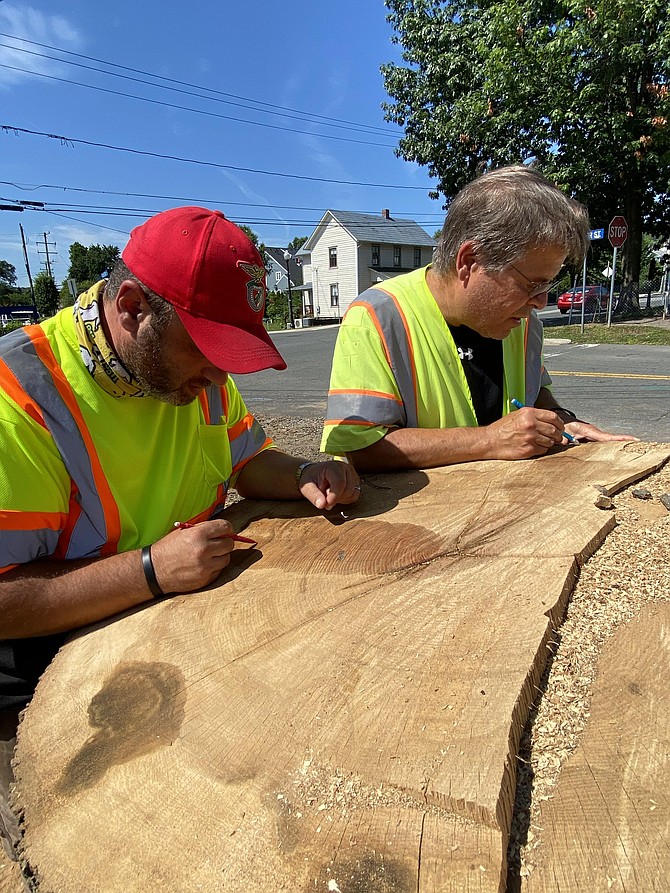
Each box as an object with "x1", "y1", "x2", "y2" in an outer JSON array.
[
  {"x1": 264, "y1": 247, "x2": 289, "y2": 269},
  {"x1": 264, "y1": 247, "x2": 303, "y2": 286},
  {"x1": 302, "y1": 210, "x2": 436, "y2": 251}
]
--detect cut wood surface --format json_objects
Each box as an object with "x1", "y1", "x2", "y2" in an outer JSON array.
[
  {"x1": 0, "y1": 856, "x2": 24, "y2": 893},
  {"x1": 11, "y1": 443, "x2": 669, "y2": 893},
  {"x1": 523, "y1": 602, "x2": 670, "y2": 893}
]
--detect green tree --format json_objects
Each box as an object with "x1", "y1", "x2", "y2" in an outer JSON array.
[
  {"x1": 67, "y1": 242, "x2": 120, "y2": 293},
  {"x1": 0, "y1": 260, "x2": 17, "y2": 294},
  {"x1": 264, "y1": 289, "x2": 289, "y2": 327},
  {"x1": 287, "y1": 236, "x2": 309, "y2": 253},
  {"x1": 382, "y1": 0, "x2": 670, "y2": 287},
  {"x1": 33, "y1": 271, "x2": 60, "y2": 319},
  {"x1": 0, "y1": 260, "x2": 32, "y2": 306}
]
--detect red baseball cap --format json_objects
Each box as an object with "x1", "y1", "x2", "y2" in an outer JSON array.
[{"x1": 122, "y1": 206, "x2": 286, "y2": 373}]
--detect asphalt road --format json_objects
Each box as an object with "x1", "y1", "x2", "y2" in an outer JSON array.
[{"x1": 239, "y1": 323, "x2": 670, "y2": 444}]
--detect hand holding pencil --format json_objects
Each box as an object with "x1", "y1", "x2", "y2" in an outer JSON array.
[
  {"x1": 511, "y1": 398, "x2": 576, "y2": 443},
  {"x1": 149, "y1": 518, "x2": 255, "y2": 595}
]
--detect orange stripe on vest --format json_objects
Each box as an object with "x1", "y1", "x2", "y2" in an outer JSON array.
[{"x1": 24, "y1": 325, "x2": 123, "y2": 557}]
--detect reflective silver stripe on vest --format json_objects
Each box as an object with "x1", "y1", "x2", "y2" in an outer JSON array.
[
  {"x1": 524, "y1": 311, "x2": 550, "y2": 404},
  {"x1": 0, "y1": 528, "x2": 61, "y2": 566},
  {"x1": 325, "y1": 392, "x2": 404, "y2": 429},
  {"x1": 230, "y1": 416, "x2": 269, "y2": 470},
  {"x1": 353, "y1": 288, "x2": 418, "y2": 427},
  {"x1": 205, "y1": 384, "x2": 223, "y2": 425},
  {"x1": 0, "y1": 328, "x2": 108, "y2": 559}
]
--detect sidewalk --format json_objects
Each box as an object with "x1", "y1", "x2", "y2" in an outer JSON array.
[{"x1": 629, "y1": 314, "x2": 670, "y2": 328}]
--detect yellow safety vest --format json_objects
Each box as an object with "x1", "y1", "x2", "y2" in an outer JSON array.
[
  {"x1": 0, "y1": 312, "x2": 271, "y2": 572},
  {"x1": 321, "y1": 267, "x2": 547, "y2": 455}
]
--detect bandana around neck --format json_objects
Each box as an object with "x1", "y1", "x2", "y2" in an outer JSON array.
[{"x1": 73, "y1": 281, "x2": 148, "y2": 398}]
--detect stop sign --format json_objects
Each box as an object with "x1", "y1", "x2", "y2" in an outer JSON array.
[{"x1": 608, "y1": 215, "x2": 628, "y2": 248}]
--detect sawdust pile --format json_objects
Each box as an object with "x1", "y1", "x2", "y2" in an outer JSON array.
[{"x1": 509, "y1": 441, "x2": 670, "y2": 879}]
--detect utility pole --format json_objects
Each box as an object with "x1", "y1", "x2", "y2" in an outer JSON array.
[
  {"x1": 37, "y1": 232, "x2": 56, "y2": 279},
  {"x1": 19, "y1": 223, "x2": 36, "y2": 304}
]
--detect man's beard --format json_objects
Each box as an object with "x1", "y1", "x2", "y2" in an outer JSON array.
[{"x1": 117, "y1": 321, "x2": 199, "y2": 406}]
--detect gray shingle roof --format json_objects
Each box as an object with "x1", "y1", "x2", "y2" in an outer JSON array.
[
  {"x1": 264, "y1": 246, "x2": 288, "y2": 268},
  {"x1": 264, "y1": 246, "x2": 303, "y2": 286},
  {"x1": 325, "y1": 210, "x2": 436, "y2": 247}
]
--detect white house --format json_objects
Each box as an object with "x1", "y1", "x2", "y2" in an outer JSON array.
[{"x1": 298, "y1": 209, "x2": 436, "y2": 322}]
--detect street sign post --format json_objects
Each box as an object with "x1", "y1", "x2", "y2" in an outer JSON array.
[
  {"x1": 580, "y1": 228, "x2": 606, "y2": 332},
  {"x1": 606, "y1": 216, "x2": 628, "y2": 326}
]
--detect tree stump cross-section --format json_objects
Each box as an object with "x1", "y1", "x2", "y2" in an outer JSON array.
[{"x1": 11, "y1": 443, "x2": 669, "y2": 893}]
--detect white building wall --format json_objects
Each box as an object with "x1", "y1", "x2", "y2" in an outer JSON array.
[
  {"x1": 310, "y1": 220, "x2": 358, "y2": 320},
  {"x1": 357, "y1": 243, "x2": 377, "y2": 292},
  {"x1": 358, "y1": 243, "x2": 436, "y2": 292}
]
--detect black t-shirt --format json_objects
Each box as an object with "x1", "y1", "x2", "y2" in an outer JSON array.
[
  {"x1": 0, "y1": 635, "x2": 66, "y2": 710},
  {"x1": 448, "y1": 324, "x2": 504, "y2": 426}
]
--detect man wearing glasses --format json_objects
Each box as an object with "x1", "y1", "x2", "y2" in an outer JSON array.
[{"x1": 321, "y1": 165, "x2": 635, "y2": 471}]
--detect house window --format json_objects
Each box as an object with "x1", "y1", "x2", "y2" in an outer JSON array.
[
  {"x1": 275, "y1": 271, "x2": 282, "y2": 283},
  {"x1": 371, "y1": 244, "x2": 380, "y2": 266},
  {"x1": 393, "y1": 246, "x2": 401, "y2": 267},
  {"x1": 329, "y1": 247, "x2": 338, "y2": 268},
  {"x1": 414, "y1": 247, "x2": 422, "y2": 267},
  {"x1": 330, "y1": 283, "x2": 339, "y2": 307}
]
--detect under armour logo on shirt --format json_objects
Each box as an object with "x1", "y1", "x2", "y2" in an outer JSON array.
[{"x1": 457, "y1": 347, "x2": 474, "y2": 361}]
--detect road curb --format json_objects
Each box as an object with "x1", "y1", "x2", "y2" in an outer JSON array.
[{"x1": 544, "y1": 338, "x2": 572, "y2": 345}]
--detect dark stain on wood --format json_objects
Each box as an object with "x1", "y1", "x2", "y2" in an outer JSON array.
[
  {"x1": 56, "y1": 661, "x2": 185, "y2": 797},
  {"x1": 311, "y1": 852, "x2": 414, "y2": 892}
]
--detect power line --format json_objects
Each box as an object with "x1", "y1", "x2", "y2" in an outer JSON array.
[
  {"x1": 42, "y1": 210, "x2": 131, "y2": 236},
  {"x1": 1, "y1": 124, "x2": 435, "y2": 191},
  {"x1": 0, "y1": 179, "x2": 446, "y2": 216},
  {"x1": 0, "y1": 32, "x2": 400, "y2": 138},
  {"x1": 0, "y1": 61, "x2": 397, "y2": 149},
  {"x1": 11, "y1": 203, "x2": 444, "y2": 229}
]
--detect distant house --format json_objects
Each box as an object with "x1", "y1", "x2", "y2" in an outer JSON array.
[
  {"x1": 264, "y1": 247, "x2": 303, "y2": 296},
  {"x1": 299, "y1": 209, "x2": 436, "y2": 321}
]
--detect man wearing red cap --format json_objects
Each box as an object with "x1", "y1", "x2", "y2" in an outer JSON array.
[{"x1": 0, "y1": 208, "x2": 360, "y2": 856}]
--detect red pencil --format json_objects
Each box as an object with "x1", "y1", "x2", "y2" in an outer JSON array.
[{"x1": 173, "y1": 522, "x2": 257, "y2": 545}]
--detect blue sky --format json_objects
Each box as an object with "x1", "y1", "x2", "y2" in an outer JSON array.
[{"x1": 0, "y1": 0, "x2": 445, "y2": 288}]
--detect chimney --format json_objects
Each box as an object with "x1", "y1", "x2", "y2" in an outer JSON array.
[{"x1": 381, "y1": 209, "x2": 391, "y2": 220}]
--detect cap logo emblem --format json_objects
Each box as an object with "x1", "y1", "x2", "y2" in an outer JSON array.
[{"x1": 238, "y1": 261, "x2": 266, "y2": 312}]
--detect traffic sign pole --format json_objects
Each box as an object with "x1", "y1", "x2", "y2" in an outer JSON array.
[
  {"x1": 580, "y1": 255, "x2": 587, "y2": 333},
  {"x1": 607, "y1": 216, "x2": 628, "y2": 328},
  {"x1": 607, "y1": 246, "x2": 618, "y2": 327},
  {"x1": 582, "y1": 228, "x2": 605, "y2": 334}
]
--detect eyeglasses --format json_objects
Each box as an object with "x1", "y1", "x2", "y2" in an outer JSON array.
[{"x1": 509, "y1": 263, "x2": 560, "y2": 298}]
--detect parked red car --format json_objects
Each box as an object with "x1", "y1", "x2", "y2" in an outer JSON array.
[{"x1": 557, "y1": 285, "x2": 611, "y2": 314}]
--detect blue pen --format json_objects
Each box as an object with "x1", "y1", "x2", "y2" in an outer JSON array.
[{"x1": 511, "y1": 398, "x2": 576, "y2": 443}]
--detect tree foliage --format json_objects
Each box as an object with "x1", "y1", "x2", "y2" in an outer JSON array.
[
  {"x1": 0, "y1": 260, "x2": 17, "y2": 290},
  {"x1": 264, "y1": 289, "x2": 290, "y2": 327},
  {"x1": 0, "y1": 260, "x2": 32, "y2": 306},
  {"x1": 33, "y1": 271, "x2": 60, "y2": 318},
  {"x1": 67, "y1": 243, "x2": 120, "y2": 285},
  {"x1": 382, "y1": 0, "x2": 670, "y2": 283},
  {"x1": 287, "y1": 235, "x2": 309, "y2": 253}
]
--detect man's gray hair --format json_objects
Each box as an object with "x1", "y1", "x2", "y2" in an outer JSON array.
[
  {"x1": 105, "y1": 258, "x2": 175, "y2": 332},
  {"x1": 432, "y1": 165, "x2": 590, "y2": 275}
]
